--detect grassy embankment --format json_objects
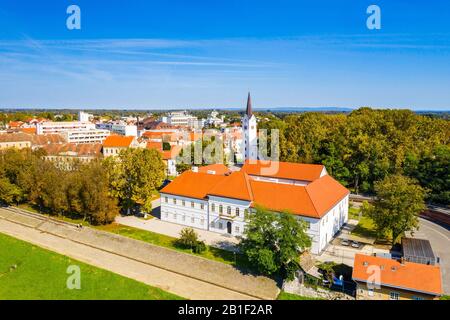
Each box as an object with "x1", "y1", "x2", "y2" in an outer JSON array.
[{"x1": 0, "y1": 232, "x2": 183, "y2": 300}]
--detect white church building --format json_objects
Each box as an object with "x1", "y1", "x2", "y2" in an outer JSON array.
[{"x1": 159, "y1": 94, "x2": 349, "y2": 254}]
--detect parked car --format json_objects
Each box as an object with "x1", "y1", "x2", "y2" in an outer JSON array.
[
  {"x1": 351, "y1": 241, "x2": 361, "y2": 248},
  {"x1": 341, "y1": 239, "x2": 350, "y2": 246}
]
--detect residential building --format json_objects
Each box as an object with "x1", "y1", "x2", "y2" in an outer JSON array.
[
  {"x1": 352, "y1": 253, "x2": 442, "y2": 300},
  {"x1": 61, "y1": 129, "x2": 110, "y2": 144},
  {"x1": 102, "y1": 135, "x2": 138, "y2": 157},
  {"x1": 0, "y1": 133, "x2": 32, "y2": 150},
  {"x1": 36, "y1": 121, "x2": 96, "y2": 135},
  {"x1": 205, "y1": 110, "x2": 224, "y2": 127},
  {"x1": 242, "y1": 93, "x2": 258, "y2": 160},
  {"x1": 160, "y1": 160, "x2": 349, "y2": 254},
  {"x1": 111, "y1": 123, "x2": 138, "y2": 137},
  {"x1": 41, "y1": 143, "x2": 103, "y2": 170},
  {"x1": 0, "y1": 132, "x2": 66, "y2": 150},
  {"x1": 78, "y1": 111, "x2": 94, "y2": 122},
  {"x1": 164, "y1": 111, "x2": 198, "y2": 127}
]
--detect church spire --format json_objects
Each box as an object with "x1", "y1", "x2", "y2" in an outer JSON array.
[{"x1": 246, "y1": 92, "x2": 252, "y2": 117}]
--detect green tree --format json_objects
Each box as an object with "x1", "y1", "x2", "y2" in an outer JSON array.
[
  {"x1": 239, "y1": 207, "x2": 311, "y2": 279},
  {"x1": 176, "y1": 227, "x2": 206, "y2": 253},
  {"x1": 0, "y1": 176, "x2": 22, "y2": 205},
  {"x1": 363, "y1": 174, "x2": 426, "y2": 243},
  {"x1": 105, "y1": 148, "x2": 165, "y2": 213}
]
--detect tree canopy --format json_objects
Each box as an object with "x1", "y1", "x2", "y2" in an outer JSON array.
[
  {"x1": 362, "y1": 174, "x2": 426, "y2": 243},
  {"x1": 239, "y1": 207, "x2": 311, "y2": 280},
  {"x1": 259, "y1": 108, "x2": 449, "y2": 204}
]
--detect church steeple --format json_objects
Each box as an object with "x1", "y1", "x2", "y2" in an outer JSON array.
[{"x1": 246, "y1": 92, "x2": 252, "y2": 117}]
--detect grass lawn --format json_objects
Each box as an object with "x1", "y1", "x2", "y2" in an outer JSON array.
[
  {"x1": 277, "y1": 291, "x2": 322, "y2": 300},
  {"x1": 0, "y1": 232, "x2": 183, "y2": 300}
]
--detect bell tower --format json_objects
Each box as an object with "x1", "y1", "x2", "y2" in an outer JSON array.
[{"x1": 242, "y1": 92, "x2": 258, "y2": 161}]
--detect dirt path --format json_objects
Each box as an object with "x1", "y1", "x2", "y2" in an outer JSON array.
[{"x1": 0, "y1": 208, "x2": 279, "y2": 300}]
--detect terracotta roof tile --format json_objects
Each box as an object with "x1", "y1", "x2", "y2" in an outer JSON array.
[
  {"x1": 241, "y1": 160, "x2": 325, "y2": 182},
  {"x1": 103, "y1": 135, "x2": 134, "y2": 148},
  {"x1": 161, "y1": 171, "x2": 226, "y2": 199},
  {"x1": 352, "y1": 254, "x2": 442, "y2": 296}
]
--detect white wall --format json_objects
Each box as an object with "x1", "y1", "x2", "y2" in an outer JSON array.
[{"x1": 160, "y1": 193, "x2": 209, "y2": 230}]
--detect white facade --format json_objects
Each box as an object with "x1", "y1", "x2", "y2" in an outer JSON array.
[
  {"x1": 111, "y1": 124, "x2": 138, "y2": 137},
  {"x1": 164, "y1": 111, "x2": 198, "y2": 127},
  {"x1": 78, "y1": 111, "x2": 94, "y2": 122},
  {"x1": 37, "y1": 121, "x2": 96, "y2": 135},
  {"x1": 160, "y1": 191, "x2": 349, "y2": 254},
  {"x1": 242, "y1": 113, "x2": 258, "y2": 161},
  {"x1": 62, "y1": 129, "x2": 110, "y2": 144}
]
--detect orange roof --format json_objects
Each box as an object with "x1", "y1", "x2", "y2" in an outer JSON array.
[
  {"x1": 20, "y1": 127, "x2": 37, "y2": 134},
  {"x1": 162, "y1": 145, "x2": 182, "y2": 160},
  {"x1": 197, "y1": 164, "x2": 231, "y2": 175},
  {"x1": 161, "y1": 165, "x2": 349, "y2": 218},
  {"x1": 241, "y1": 160, "x2": 325, "y2": 182},
  {"x1": 41, "y1": 143, "x2": 102, "y2": 157},
  {"x1": 8, "y1": 121, "x2": 24, "y2": 128},
  {"x1": 208, "y1": 172, "x2": 253, "y2": 201},
  {"x1": 352, "y1": 254, "x2": 442, "y2": 296},
  {"x1": 103, "y1": 135, "x2": 134, "y2": 148},
  {"x1": 146, "y1": 141, "x2": 163, "y2": 151},
  {"x1": 161, "y1": 171, "x2": 226, "y2": 199}
]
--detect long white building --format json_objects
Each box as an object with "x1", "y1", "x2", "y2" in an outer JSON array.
[
  {"x1": 160, "y1": 161, "x2": 349, "y2": 254},
  {"x1": 61, "y1": 129, "x2": 110, "y2": 144},
  {"x1": 37, "y1": 121, "x2": 96, "y2": 135}
]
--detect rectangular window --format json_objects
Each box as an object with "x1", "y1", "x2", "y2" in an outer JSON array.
[
  {"x1": 210, "y1": 221, "x2": 215, "y2": 228},
  {"x1": 211, "y1": 204, "x2": 215, "y2": 212},
  {"x1": 227, "y1": 206, "x2": 231, "y2": 215},
  {"x1": 182, "y1": 200, "x2": 185, "y2": 206},
  {"x1": 191, "y1": 202, "x2": 194, "y2": 208},
  {"x1": 236, "y1": 208, "x2": 240, "y2": 216},
  {"x1": 389, "y1": 292, "x2": 399, "y2": 300},
  {"x1": 235, "y1": 226, "x2": 240, "y2": 233},
  {"x1": 201, "y1": 203, "x2": 204, "y2": 210},
  {"x1": 201, "y1": 219, "x2": 204, "y2": 225},
  {"x1": 164, "y1": 196, "x2": 168, "y2": 203},
  {"x1": 173, "y1": 198, "x2": 176, "y2": 205},
  {"x1": 219, "y1": 222, "x2": 223, "y2": 229},
  {"x1": 191, "y1": 217, "x2": 194, "y2": 223},
  {"x1": 219, "y1": 205, "x2": 223, "y2": 214}
]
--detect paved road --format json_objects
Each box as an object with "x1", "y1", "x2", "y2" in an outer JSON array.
[
  {"x1": 411, "y1": 218, "x2": 450, "y2": 294},
  {"x1": 0, "y1": 208, "x2": 279, "y2": 300}
]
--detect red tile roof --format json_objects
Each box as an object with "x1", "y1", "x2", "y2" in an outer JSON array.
[
  {"x1": 161, "y1": 163, "x2": 349, "y2": 218},
  {"x1": 146, "y1": 141, "x2": 163, "y2": 151},
  {"x1": 103, "y1": 135, "x2": 134, "y2": 148},
  {"x1": 352, "y1": 254, "x2": 443, "y2": 296},
  {"x1": 161, "y1": 171, "x2": 226, "y2": 199},
  {"x1": 197, "y1": 164, "x2": 231, "y2": 175},
  {"x1": 241, "y1": 160, "x2": 325, "y2": 182},
  {"x1": 162, "y1": 145, "x2": 182, "y2": 160},
  {"x1": 41, "y1": 143, "x2": 102, "y2": 157}
]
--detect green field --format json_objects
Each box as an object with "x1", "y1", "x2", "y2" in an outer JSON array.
[
  {"x1": 0, "y1": 233, "x2": 183, "y2": 300},
  {"x1": 277, "y1": 291, "x2": 322, "y2": 300}
]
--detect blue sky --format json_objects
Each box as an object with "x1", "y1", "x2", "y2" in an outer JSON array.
[{"x1": 0, "y1": 0, "x2": 449, "y2": 110}]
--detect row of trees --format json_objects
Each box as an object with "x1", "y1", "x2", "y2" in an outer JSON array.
[
  {"x1": 259, "y1": 108, "x2": 449, "y2": 204},
  {"x1": 0, "y1": 148, "x2": 166, "y2": 224}
]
